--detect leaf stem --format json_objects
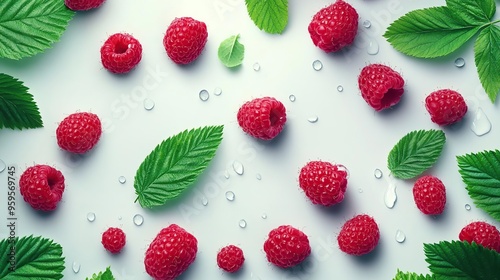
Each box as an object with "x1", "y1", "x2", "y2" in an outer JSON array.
[{"x1": 486, "y1": 18, "x2": 500, "y2": 28}]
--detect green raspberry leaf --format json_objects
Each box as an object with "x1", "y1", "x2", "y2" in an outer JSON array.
[
  {"x1": 387, "y1": 129, "x2": 446, "y2": 179},
  {"x1": 245, "y1": 0, "x2": 288, "y2": 34},
  {"x1": 0, "y1": 235, "x2": 65, "y2": 279},
  {"x1": 0, "y1": 73, "x2": 43, "y2": 130},
  {"x1": 446, "y1": 0, "x2": 495, "y2": 25},
  {"x1": 86, "y1": 266, "x2": 115, "y2": 280},
  {"x1": 424, "y1": 240, "x2": 500, "y2": 279},
  {"x1": 134, "y1": 125, "x2": 224, "y2": 208},
  {"x1": 383, "y1": 6, "x2": 481, "y2": 58},
  {"x1": 218, "y1": 34, "x2": 245, "y2": 68},
  {"x1": 0, "y1": 0, "x2": 75, "y2": 60},
  {"x1": 457, "y1": 150, "x2": 500, "y2": 222},
  {"x1": 474, "y1": 25, "x2": 500, "y2": 103},
  {"x1": 393, "y1": 269, "x2": 435, "y2": 280}
]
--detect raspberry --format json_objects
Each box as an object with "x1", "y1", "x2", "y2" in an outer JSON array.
[
  {"x1": 308, "y1": 0, "x2": 359, "y2": 52},
  {"x1": 19, "y1": 165, "x2": 65, "y2": 211},
  {"x1": 358, "y1": 64, "x2": 405, "y2": 111},
  {"x1": 459, "y1": 221, "x2": 500, "y2": 253},
  {"x1": 216, "y1": 245, "x2": 245, "y2": 273},
  {"x1": 337, "y1": 214, "x2": 379, "y2": 256},
  {"x1": 237, "y1": 97, "x2": 287, "y2": 140},
  {"x1": 56, "y1": 112, "x2": 102, "y2": 154},
  {"x1": 299, "y1": 161, "x2": 348, "y2": 206},
  {"x1": 65, "y1": 0, "x2": 105, "y2": 11},
  {"x1": 100, "y1": 33, "x2": 142, "y2": 74},
  {"x1": 163, "y1": 17, "x2": 208, "y2": 65},
  {"x1": 425, "y1": 89, "x2": 467, "y2": 126},
  {"x1": 144, "y1": 224, "x2": 198, "y2": 280},
  {"x1": 412, "y1": 175, "x2": 446, "y2": 215},
  {"x1": 101, "y1": 227, "x2": 126, "y2": 254},
  {"x1": 263, "y1": 225, "x2": 311, "y2": 268}
]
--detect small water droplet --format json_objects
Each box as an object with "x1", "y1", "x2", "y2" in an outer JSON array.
[
  {"x1": 289, "y1": 94, "x2": 296, "y2": 102},
  {"x1": 471, "y1": 107, "x2": 492, "y2": 136},
  {"x1": 199, "y1": 89, "x2": 209, "y2": 101},
  {"x1": 465, "y1": 204, "x2": 471, "y2": 211},
  {"x1": 232, "y1": 160, "x2": 244, "y2": 175},
  {"x1": 225, "y1": 191, "x2": 235, "y2": 201},
  {"x1": 72, "y1": 261, "x2": 81, "y2": 273},
  {"x1": 367, "y1": 40, "x2": 380, "y2": 55},
  {"x1": 0, "y1": 159, "x2": 5, "y2": 173},
  {"x1": 362, "y1": 20, "x2": 371, "y2": 28},
  {"x1": 312, "y1": 60, "x2": 323, "y2": 71},
  {"x1": 143, "y1": 98, "x2": 155, "y2": 110},
  {"x1": 307, "y1": 116, "x2": 319, "y2": 123},
  {"x1": 253, "y1": 63, "x2": 261, "y2": 71},
  {"x1": 239, "y1": 219, "x2": 247, "y2": 228},
  {"x1": 374, "y1": 169, "x2": 383, "y2": 179},
  {"x1": 118, "y1": 216, "x2": 122, "y2": 220},
  {"x1": 454, "y1": 57, "x2": 465, "y2": 68},
  {"x1": 395, "y1": 230, "x2": 406, "y2": 243},
  {"x1": 336, "y1": 164, "x2": 350, "y2": 179},
  {"x1": 201, "y1": 197, "x2": 209, "y2": 206},
  {"x1": 384, "y1": 181, "x2": 397, "y2": 209},
  {"x1": 214, "y1": 87, "x2": 222, "y2": 96},
  {"x1": 118, "y1": 176, "x2": 126, "y2": 184},
  {"x1": 133, "y1": 214, "x2": 144, "y2": 226},
  {"x1": 256, "y1": 173, "x2": 262, "y2": 180},
  {"x1": 87, "y1": 212, "x2": 96, "y2": 222},
  {"x1": 261, "y1": 213, "x2": 267, "y2": 219},
  {"x1": 358, "y1": 188, "x2": 363, "y2": 193},
  {"x1": 337, "y1": 85, "x2": 344, "y2": 92},
  {"x1": 224, "y1": 170, "x2": 230, "y2": 179}
]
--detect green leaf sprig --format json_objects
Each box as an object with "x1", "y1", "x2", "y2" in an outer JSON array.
[
  {"x1": 245, "y1": 0, "x2": 288, "y2": 34},
  {"x1": 134, "y1": 125, "x2": 224, "y2": 208},
  {"x1": 0, "y1": 0, "x2": 75, "y2": 60},
  {"x1": 218, "y1": 34, "x2": 245, "y2": 68},
  {"x1": 0, "y1": 73, "x2": 43, "y2": 130},
  {"x1": 393, "y1": 269, "x2": 434, "y2": 280},
  {"x1": 86, "y1": 266, "x2": 115, "y2": 280},
  {"x1": 457, "y1": 149, "x2": 500, "y2": 222},
  {"x1": 384, "y1": 0, "x2": 500, "y2": 103},
  {"x1": 387, "y1": 129, "x2": 446, "y2": 179}
]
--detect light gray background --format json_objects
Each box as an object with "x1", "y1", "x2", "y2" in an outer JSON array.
[{"x1": 1, "y1": 0, "x2": 499, "y2": 279}]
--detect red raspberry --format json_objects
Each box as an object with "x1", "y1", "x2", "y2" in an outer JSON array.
[
  {"x1": 425, "y1": 89, "x2": 467, "y2": 126},
  {"x1": 56, "y1": 112, "x2": 102, "y2": 154},
  {"x1": 65, "y1": 0, "x2": 105, "y2": 11},
  {"x1": 101, "y1": 227, "x2": 126, "y2": 254},
  {"x1": 216, "y1": 245, "x2": 245, "y2": 273},
  {"x1": 358, "y1": 64, "x2": 405, "y2": 111},
  {"x1": 308, "y1": 0, "x2": 359, "y2": 52},
  {"x1": 144, "y1": 224, "x2": 198, "y2": 280},
  {"x1": 19, "y1": 165, "x2": 65, "y2": 211},
  {"x1": 299, "y1": 161, "x2": 348, "y2": 206},
  {"x1": 263, "y1": 225, "x2": 311, "y2": 268},
  {"x1": 237, "y1": 97, "x2": 287, "y2": 140},
  {"x1": 163, "y1": 17, "x2": 208, "y2": 65},
  {"x1": 337, "y1": 214, "x2": 379, "y2": 256},
  {"x1": 412, "y1": 175, "x2": 446, "y2": 215},
  {"x1": 459, "y1": 221, "x2": 500, "y2": 253},
  {"x1": 100, "y1": 33, "x2": 142, "y2": 74}
]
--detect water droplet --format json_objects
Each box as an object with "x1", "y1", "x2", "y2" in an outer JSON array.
[
  {"x1": 225, "y1": 191, "x2": 235, "y2": 201},
  {"x1": 384, "y1": 181, "x2": 397, "y2": 209},
  {"x1": 289, "y1": 94, "x2": 296, "y2": 102},
  {"x1": 395, "y1": 230, "x2": 406, "y2": 243},
  {"x1": 72, "y1": 261, "x2": 81, "y2": 273},
  {"x1": 199, "y1": 89, "x2": 209, "y2": 101},
  {"x1": 118, "y1": 216, "x2": 122, "y2": 220},
  {"x1": 133, "y1": 214, "x2": 144, "y2": 226},
  {"x1": 471, "y1": 107, "x2": 492, "y2": 136},
  {"x1": 367, "y1": 40, "x2": 379, "y2": 55},
  {"x1": 214, "y1": 87, "x2": 222, "y2": 96},
  {"x1": 312, "y1": 60, "x2": 323, "y2": 71},
  {"x1": 374, "y1": 169, "x2": 383, "y2": 179},
  {"x1": 253, "y1": 63, "x2": 261, "y2": 71},
  {"x1": 232, "y1": 160, "x2": 244, "y2": 175},
  {"x1": 261, "y1": 213, "x2": 267, "y2": 219},
  {"x1": 337, "y1": 85, "x2": 344, "y2": 92},
  {"x1": 143, "y1": 98, "x2": 155, "y2": 110},
  {"x1": 337, "y1": 164, "x2": 350, "y2": 179},
  {"x1": 87, "y1": 212, "x2": 96, "y2": 222},
  {"x1": 362, "y1": 20, "x2": 371, "y2": 28},
  {"x1": 224, "y1": 170, "x2": 230, "y2": 179},
  {"x1": 454, "y1": 57, "x2": 465, "y2": 68},
  {"x1": 201, "y1": 197, "x2": 208, "y2": 206},
  {"x1": 0, "y1": 159, "x2": 5, "y2": 173},
  {"x1": 239, "y1": 219, "x2": 247, "y2": 228},
  {"x1": 358, "y1": 188, "x2": 363, "y2": 193},
  {"x1": 465, "y1": 204, "x2": 471, "y2": 211},
  {"x1": 307, "y1": 116, "x2": 319, "y2": 123},
  {"x1": 118, "y1": 176, "x2": 126, "y2": 184},
  {"x1": 256, "y1": 173, "x2": 262, "y2": 180}
]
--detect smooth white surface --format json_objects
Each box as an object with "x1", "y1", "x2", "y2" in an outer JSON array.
[{"x1": 1, "y1": 0, "x2": 500, "y2": 279}]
